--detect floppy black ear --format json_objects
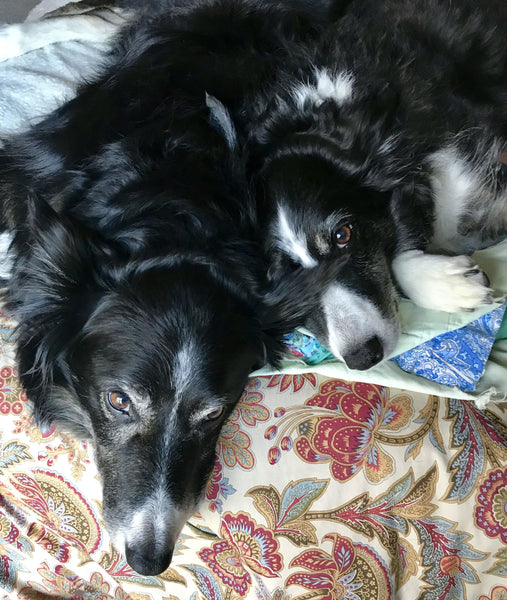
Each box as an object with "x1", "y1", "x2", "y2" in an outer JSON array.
[
  {"x1": 6, "y1": 195, "x2": 107, "y2": 432},
  {"x1": 261, "y1": 255, "x2": 348, "y2": 365}
]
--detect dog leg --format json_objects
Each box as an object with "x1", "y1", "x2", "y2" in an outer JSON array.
[{"x1": 392, "y1": 250, "x2": 493, "y2": 313}]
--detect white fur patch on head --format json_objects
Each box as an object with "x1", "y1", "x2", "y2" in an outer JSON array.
[
  {"x1": 274, "y1": 205, "x2": 318, "y2": 268},
  {"x1": 172, "y1": 341, "x2": 200, "y2": 403},
  {"x1": 321, "y1": 282, "x2": 399, "y2": 363},
  {"x1": 392, "y1": 250, "x2": 493, "y2": 312},
  {"x1": 293, "y1": 69, "x2": 354, "y2": 110}
]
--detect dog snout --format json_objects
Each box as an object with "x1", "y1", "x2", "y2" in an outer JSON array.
[
  {"x1": 125, "y1": 542, "x2": 173, "y2": 576},
  {"x1": 343, "y1": 335, "x2": 384, "y2": 370}
]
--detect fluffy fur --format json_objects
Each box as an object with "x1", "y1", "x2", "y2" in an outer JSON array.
[
  {"x1": 103, "y1": 0, "x2": 506, "y2": 370},
  {"x1": 0, "y1": 25, "x2": 343, "y2": 574},
  {"x1": 252, "y1": 0, "x2": 506, "y2": 367},
  {"x1": 1, "y1": 0, "x2": 505, "y2": 575}
]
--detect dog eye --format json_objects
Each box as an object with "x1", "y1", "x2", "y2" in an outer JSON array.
[
  {"x1": 334, "y1": 224, "x2": 353, "y2": 248},
  {"x1": 107, "y1": 391, "x2": 131, "y2": 413},
  {"x1": 204, "y1": 406, "x2": 224, "y2": 421}
]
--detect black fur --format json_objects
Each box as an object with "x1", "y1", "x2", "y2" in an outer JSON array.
[
  {"x1": 1, "y1": 0, "x2": 505, "y2": 575},
  {"x1": 131, "y1": 0, "x2": 504, "y2": 367},
  {"x1": 248, "y1": 0, "x2": 506, "y2": 366}
]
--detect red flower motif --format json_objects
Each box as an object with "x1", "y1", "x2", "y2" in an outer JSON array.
[
  {"x1": 27, "y1": 523, "x2": 70, "y2": 563},
  {"x1": 268, "y1": 447, "x2": 281, "y2": 465},
  {"x1": 475, "y1": 468, "x2": 507, "y2": 543},
  {"x1": 287, "y1": 534, "x2": 361, "y2": 599},
  {"x1": 0, "y1": 366, "x2": 28, "y2": 416},
  {"x1": 479, "y1": 586, "x2": 507, "y2": 600},
  {"x1": 439, "y1": 555, "x2": 463, "y2": 577},
  {"x1": 287, "y1": 533, "x2": 391, "y2": 600},
  {"x1": 267, "y1": 374, "x2": 317, "y2": 393},
  {"x1": 10, "y1": 471, "x2": 101, "y2": 553},
  {"x1": 199, "y1": 512, "x2": 283, "y2": 596},
  {"x1": 0, "y1": 514, "x2": 19, "y2": 544},
  {"x1": 294, "y1": 379, "x2": 411, "y2": 482},
  {"x1": 206, "y1": 458, "x2": 223, "y2": 502},
  {"x1": 265, "y1": 425, "x2": 278, "y2": 440}
]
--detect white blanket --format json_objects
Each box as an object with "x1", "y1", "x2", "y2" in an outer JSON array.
[{"x1": 0, "y1": 5, "x2": 126, "y2": 138}]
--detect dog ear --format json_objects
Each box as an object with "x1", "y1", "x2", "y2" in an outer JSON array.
[
  {"x1": 6, "y1": 195, "x2": 107, "y2": 432},
  {"x1": 206, "y1": 93, "x2": 238, "y2": 150}
]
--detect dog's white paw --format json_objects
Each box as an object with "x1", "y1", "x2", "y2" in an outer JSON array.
[{"x1": 392, "y1": 250, "x2": 493, "y2": 312}]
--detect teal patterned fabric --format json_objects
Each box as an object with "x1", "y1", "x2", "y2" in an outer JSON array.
[
  {"x1": 284, "y1": 330, "x2": 334, "y2": 365},
  {"x1": 285, "y1": 303, "x2": 507, "y2": 391}
]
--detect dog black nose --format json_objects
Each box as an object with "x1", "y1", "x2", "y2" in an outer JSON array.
[
  {"x1": 125, "y1": 544, "x2": 173, "y2": 576},
  {"x1": 343, "y1": 336, "x2": 384, "y2": 370}
]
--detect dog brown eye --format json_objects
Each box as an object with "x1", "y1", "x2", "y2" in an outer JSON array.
[
  {"x1": 334, "y1": 224, "x2": 353, "y2": 248},
  {"x1": 205, "y1": 406, "x2": 224, "y2": 421},
  {"x1": 108, "y1": 391, "x2": 131, "y2": 413}
]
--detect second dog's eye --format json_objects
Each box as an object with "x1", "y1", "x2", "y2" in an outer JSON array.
[
  {"x1": 204, "y1": 406, "x2": 224, "y2": 421},
  {"x1": 334, "y1": 224, "x2": 353, "y2": 248},
  {"x1": 107, "y1": 391, "x2": 131, "y2": 413}
]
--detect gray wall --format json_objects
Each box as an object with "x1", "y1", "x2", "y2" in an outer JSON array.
[{"x1": 0, "y1": 0, "x2": 40, "y2": 23}]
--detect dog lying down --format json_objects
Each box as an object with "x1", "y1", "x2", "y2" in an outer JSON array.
[
  {"x1": 122, "y1": 0, "x2": 505, "y2": 370},
  {"x1": 253, "y1": 0, "x2": 506, "y2": 369},
  {"x1": 0, "y1": 74, "x2": 345, "y2": 578}
]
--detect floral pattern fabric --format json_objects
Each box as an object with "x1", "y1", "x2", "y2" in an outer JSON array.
[{"x1": 0, "y1": 311, "x2": 506, "y2": 600}]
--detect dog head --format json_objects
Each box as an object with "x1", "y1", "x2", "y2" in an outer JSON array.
[
  {"x1": 256, "y1": 134, "x2": 401, "y2": 369},
  {"x1": 70, "y1": 259, "x2": 265, "y2": 575},
  {"x1": 7, "y1": 202, "x2": 278, "y2": 576},
  {"x1": 249, "y1": 69, "x2": 405, "y2": 370},
  {"x1": 7, "y1": 190, "x2": 342, "y2": 574}
]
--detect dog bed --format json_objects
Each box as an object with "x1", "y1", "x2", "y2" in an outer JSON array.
[{"x1": 0, "y1": 4, "x2": 506, "y2": 599}]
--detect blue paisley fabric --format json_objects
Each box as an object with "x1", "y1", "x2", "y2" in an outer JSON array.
[{"x1": 393, "y1": 303, "x2": 507, "y2": 391}]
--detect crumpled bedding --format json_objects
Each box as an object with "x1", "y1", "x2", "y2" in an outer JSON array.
[
  {"x1": 0, "y1": 3, "x2": 126, "y2": 138},
  {"x1": 286, "y1": 301, "x2": 507, "y2": 393},
  {"x1": 393, "y1": 303, "x2": 507, "y2": 392}
]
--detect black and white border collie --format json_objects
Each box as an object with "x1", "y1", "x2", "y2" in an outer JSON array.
[
  {"x1": 0, "y1": 26, "x2": 342, "y2": 574},
  {"x1": 251, "y1": 0, "x2": 506, "y2": 369},
  {"x1": 109, "y1": 0, "x2": 505, "y2": 370}
]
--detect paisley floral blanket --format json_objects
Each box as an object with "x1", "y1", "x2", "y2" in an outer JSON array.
[{"x1": 0, "y1": 310, "x2": 506, "y2": 600}]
